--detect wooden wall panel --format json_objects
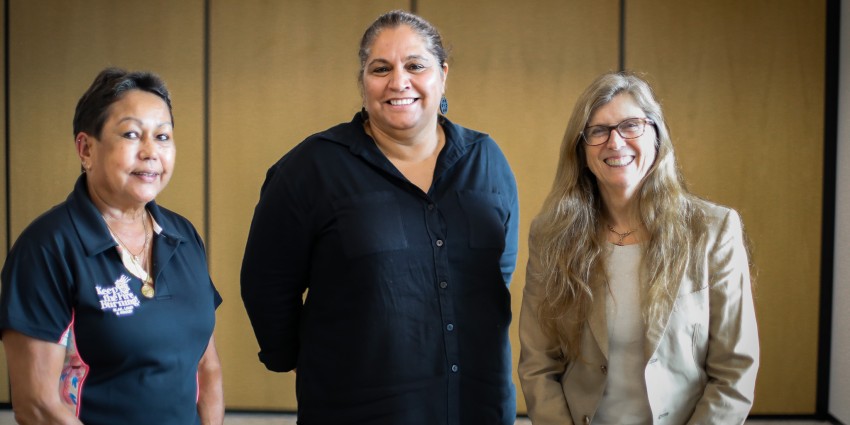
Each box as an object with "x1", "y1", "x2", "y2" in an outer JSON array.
[
  {"x1": 8, "y1": 0, "x2": 206, "y2": 239},
  {"x1": 627, "y1": 0, "x2": 826, "y2": 414},
  {"x1": 0, "y1": 0, "x2": 7, "y2": 404},
  {"x1": 209, "y1": 0, "x2": 407, "y2": 410},
  {"x1": 419, "y1": 0, "x2": 619, "y2": 414}
]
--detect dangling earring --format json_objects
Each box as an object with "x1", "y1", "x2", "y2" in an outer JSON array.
[
  {"x1": 439, "y1": 96, "x2": 448, "y2": 115},
  {"x1": 360, "y1": 107, "x2": 369, "y2": 121}
]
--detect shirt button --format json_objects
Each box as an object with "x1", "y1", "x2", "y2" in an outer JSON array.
[
  {"x1": 600, "y1": 365, "x2": 607, "y2": 375},
  {"x1": 427, "y1": 204, "x2": 435, "y2": 210},
  {"x1": 446, "y1": 323, "x2": 454, "y2": 331},
  {"x1": 451, "y1": 364, "x2": 458, "y2": 372},
  {"x1": 439, "y1": 281, "x2": 448, "y2": 289},
  {"x1": 582, "y1": 416, "x2": 590, "y2": 424},
  {"x1": 436, "y1": 239, "x2": 444, "y2": 247}
]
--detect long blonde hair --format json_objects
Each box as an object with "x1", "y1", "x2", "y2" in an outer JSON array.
[{"x1": 532, "y1": 71, "x2": 708, "y2": 361}]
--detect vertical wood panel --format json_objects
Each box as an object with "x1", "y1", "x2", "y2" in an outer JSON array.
[
  {"x1": 419, "y1": 0, "x2": 619, "y2": 414},
  {"x1": 8, "y1": 0, "x2": 206, "y2": 240},
  {"x1": 209, "y1": 0, "x2": 406, "y2": 410},
  {"x1": 627, "y1": 0, "x2": 826, "y2": 413},
  {"x1": 0, "y1": 0, "x2": 8, "y2": 404}
]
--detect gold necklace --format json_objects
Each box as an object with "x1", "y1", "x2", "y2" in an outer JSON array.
[
  {"x1": 607, "y1": 225, "x2": 636, "y2": 246},
  {"x1": 103, "y1": 212, "x2": 155, "y2": 298}
]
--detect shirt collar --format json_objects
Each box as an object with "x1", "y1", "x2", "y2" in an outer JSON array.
[
  {"x1": 321, "y1": 113, "x2": 486, "y2": 171},
  {"x1": 66, "y1": 174, "x2": 185, "y2": 257}
]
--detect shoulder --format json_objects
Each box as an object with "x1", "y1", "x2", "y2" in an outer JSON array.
[
  {"x1": 443, "y1": 118, "x2": 499, "y2": 148},
  {"x1": 10, "y1": 202, "x2": 74, "y2": 251},
  {"x1": 267, "y1": 119, "x2": 364, "y2": 175},
  {"x1": 691, "y1": 199, "x2": 746, "y2": 254},
  {"x1": 148, "y1": 203, "x2": 203, "y2": 245},
  {"x1": 695, "y1": 199, "x2": 742, "y2": 231}
]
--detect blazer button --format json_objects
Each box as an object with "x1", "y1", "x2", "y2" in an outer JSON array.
[{"x1": 600, "y1": 365, "x2": 608, "y2": 375}]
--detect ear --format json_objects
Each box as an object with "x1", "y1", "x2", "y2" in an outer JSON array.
[
  {"x1": 441, "y1": 62, "x2": 449, "y2": 90},
  {"x1": 75, "y1": 132, "x2": 93, "y2": 169}
]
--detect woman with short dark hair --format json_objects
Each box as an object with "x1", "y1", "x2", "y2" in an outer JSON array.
[{"x1": 0, "y1": 67, "x2": 223, "y2": 425}]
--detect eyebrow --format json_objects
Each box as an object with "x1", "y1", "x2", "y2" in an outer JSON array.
[
  {"x1": 367, "y1": 54, "x2": 431, "y2": 67},
  {"x1": 117, "y1": 116, "x2": 173, "y2": 128}
]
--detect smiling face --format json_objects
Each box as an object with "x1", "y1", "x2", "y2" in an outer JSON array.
[
  {"x1": 361, "y1": 24, "x2": 447, "y2": 138},
  {"x1": 584, "y1": 93, "x2": 657, "y2": 201},
  {"x1": 77, "y1": 89, "x2": 175, "y2": 212}
]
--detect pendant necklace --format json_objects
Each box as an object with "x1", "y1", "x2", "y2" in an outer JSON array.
[
  {"x1": 104, "y1": 211, "x2": 155, "y2": 298},
  {"x1": 607, "y1": 225, "x2": 636, "y2": 246}
]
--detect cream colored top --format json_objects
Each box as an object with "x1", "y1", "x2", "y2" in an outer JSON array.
[{"x1": 594, "y1": 244, "x2": 652, "y2": 424}]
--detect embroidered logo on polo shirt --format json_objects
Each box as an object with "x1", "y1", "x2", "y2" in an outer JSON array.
[{"x1": 96, "y1": 274, "x2": 141, "y2": 316}]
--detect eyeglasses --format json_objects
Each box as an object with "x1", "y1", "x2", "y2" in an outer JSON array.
[{"x1": 581, "y1": 117, "x2": 655, "y2": 146}]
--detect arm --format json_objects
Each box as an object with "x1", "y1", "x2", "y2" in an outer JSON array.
[
  {"x1": 501, "y1": 167, "x2": 520, "y2": 285},
  {"x1": 197, "y1": 334, "x2": 224, "y2": 425},
  {"x1": 240, "y1": 161, "x2": 312, "y2": 372},
  {"x1": 687, "y1": 209, "x2": 759, "y2": 424},
  {"x1": 517, "y1": 228, "x2": 574, "y2": 425},
  {"x1": 3, "y1": 330, "x2": 84, "y2": 425}
]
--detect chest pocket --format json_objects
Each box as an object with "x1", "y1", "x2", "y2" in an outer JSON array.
[
  {"x1": 456, "y1": 190, "x2": 508, "y2": 250},
  {"x1": 331, "y1": 191, "x2": 409, "y2": 258}
]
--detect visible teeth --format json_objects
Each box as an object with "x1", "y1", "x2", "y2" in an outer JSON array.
[
  {"x1": 389, "y1": 98, "x2": 415, "y2": 106},
  {"x1": 605, "y1": 156, "x2": 634, "y2": 166}
]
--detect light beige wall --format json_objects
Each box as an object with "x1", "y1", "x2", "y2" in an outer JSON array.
[
  {"x1": 0, "y1": 0, "x2": 830, "y2": 415},
  {"x1": 7, "y1": 0, "x2": 206, "y2": 237},
  {"x1": 627, "y1": 0, "x2": 825, "y2": 413}
]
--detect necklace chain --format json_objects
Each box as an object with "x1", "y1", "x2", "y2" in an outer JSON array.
[
  {"x1": 607, "y1": 225, "x2": 636, "y2": 246},
  {"x1": 103, "y1": 212, "x2": 150, "y2": 261},
  {"x1": 103, "y1": 211, "x2": 155, "y2": 298}
]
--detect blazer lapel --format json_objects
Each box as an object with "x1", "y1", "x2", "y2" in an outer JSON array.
[{"x1": 643, "y1": 277, "x2": 684, "y2": 362}]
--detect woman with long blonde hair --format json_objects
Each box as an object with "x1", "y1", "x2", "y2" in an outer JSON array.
[{"x1": 518, "y1": 71, "x2": 759, "y2": 424}]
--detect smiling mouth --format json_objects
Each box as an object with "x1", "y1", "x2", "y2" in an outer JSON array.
[
  {"x1": 604, "y1": 156, "x2": 635, "y2": 167},
  {"x1": 133, "y1": 171, "x2": 160, "y2": 178},
  {"x1": 388, "y1": 98, "x2": 416, "y2": 106}
]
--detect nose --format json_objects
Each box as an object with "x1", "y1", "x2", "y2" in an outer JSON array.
[
  {"x1": 389, "y1": 68, "x2": 410, "y2": 91},
  {"x1": 605, "y1": 128, "x2": 626, "y2": 149},
  {"x1": 139, "y1": 135, "x2": 159, "y2": 160}
]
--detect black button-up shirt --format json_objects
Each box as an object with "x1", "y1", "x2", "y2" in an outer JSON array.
[{"x1": 241, "y1": 114, "x2": 519, "y2": 425}]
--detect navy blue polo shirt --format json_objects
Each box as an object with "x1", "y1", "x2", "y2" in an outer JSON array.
[
  {"x1": 241, "y1": 114, "x2": 519, "y2": 425},
  {"x1": 0, "y1": 174, "x2": 221, "y2": 425}
]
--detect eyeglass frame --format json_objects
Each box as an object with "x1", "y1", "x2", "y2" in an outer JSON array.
[{"x1": 580, "y1": 117, "x2": 656, "y2": 146}]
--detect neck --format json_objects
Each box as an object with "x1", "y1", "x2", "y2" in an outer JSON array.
[
  {"x1": 87, "y1": 179, "x2": 147, "y2": 223},
  {"x1": 366, "y1": 121, "x2": 443, "y2": 163},
  {"x1": 600, "y1": 192, "x2": 641, "y2": 230}
]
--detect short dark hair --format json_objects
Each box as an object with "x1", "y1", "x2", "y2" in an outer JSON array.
[
  {"x1": 357, "y1": 10, "x2": 448, "y2": 88},
  {"x1": 72, "y1": 67, "x2": 173, "y2": 139}
]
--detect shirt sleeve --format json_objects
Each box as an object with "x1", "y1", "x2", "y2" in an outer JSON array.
[
  {"x1": 0, "y1": 227, "x2": 75, "y2": 343},
  {"x1": 240, "y1": 158, "x2": 312, "y2": 372},
  {"x1": 500, "y1": 156, "x2": 520, "y2": 287},
  {"x1": 187, "y1": 224, "x2": 222, "y2": 309}
]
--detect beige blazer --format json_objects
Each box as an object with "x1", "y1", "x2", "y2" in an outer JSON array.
[{"x1": 518, "y1": 204, "x2": 759, "y2": 425}]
